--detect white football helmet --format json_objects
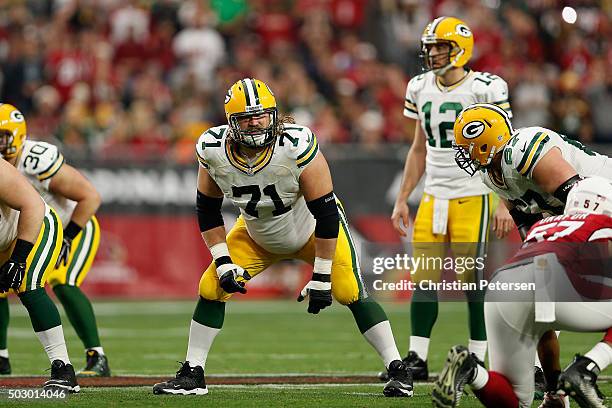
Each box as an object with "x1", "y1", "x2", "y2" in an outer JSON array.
[{"x1": 565, "y1": 176, "x2": 612, "y2": 216}]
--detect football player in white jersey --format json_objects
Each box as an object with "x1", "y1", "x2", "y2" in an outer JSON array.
[
  {"x1": 0, "y1": 104, "x2": 108, "y2": 378},
  {"x1": 387, "y1": 16, "x2": 514, "y2": 381},
  {"x1": 153, "y1": 78, "x2": 413, "y2": 397},
  {"x1": 453, "y1": 103, "x2": 612, "y2": 238},
  {"x1": 0, "y1": 152, "x2": 79, "y2": 391},
  {"x1": 453, "y1": 103, "x2": 612, "y2": 403}
]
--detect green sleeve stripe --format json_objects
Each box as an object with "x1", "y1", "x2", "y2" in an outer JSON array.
[
  {"x1": 195, "y1": 150, "x2": 208, "y2": 168},
  {"x1": 297, "y1": 143, "x2": 319, "y2": 168},
  {"x1": 515, "y1": 132, "x2": 544, "y2": 173},
  {"x1": 296, "y1": 134, "x2": 316, "y2": 161},
  {"x1": 405, "y1": 97, "x2": 416, "y2": 105},
  {"x1": 492, "y1": 99, "x2": 509, "y2": 105},
  {"x1": 38, "y1": 156, "x2": 65, "y2": 181},
  {"x1": 404, "y1": 105, "x2": 417, "y2": 114},
  {"x1": 522, "y1": 135, "x2": 550, "y2": 175}
]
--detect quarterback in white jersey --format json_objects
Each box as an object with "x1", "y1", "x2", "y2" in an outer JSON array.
[
  {"x1": 404, "y1": 66, "x2": 510, "y2": 199},
  {"x1": 388, "y1": 16, "x2": 514, "y2": 382},
  {"x1": 0, "y1": 103, "x2": 108, "y2": 378},
  {"x1": 154, "y1": 78, "x2": 413, "y2": 397}
]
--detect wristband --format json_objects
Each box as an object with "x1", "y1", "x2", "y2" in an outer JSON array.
[
  {"x1": 313, "y1": 257, "x2": 332, "y2": 275},
  {"x1": 11, "y1": 239, "x2": 34, "y2": 263},
  {"x1": 210, "y1": 243, "x2": 232, "y2": 268},
  {"x1": 64, "y1": 221, "x2": 83, "y2": 240}
]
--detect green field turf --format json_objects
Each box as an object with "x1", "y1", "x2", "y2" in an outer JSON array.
[{"x1": 1, "y1": 299, "x2": 609, "y2": 407}]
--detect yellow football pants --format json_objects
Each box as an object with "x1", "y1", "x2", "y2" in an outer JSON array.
[
  {"x1": 411, "y1": 193, "x2": 493, "y2": 283},
  {"x1": 199, "y1": 206, "x2": 366, "y2": 305},
  {"x1": 46, "y1": 216, "x2": 100, "y2": 287},
  {"x1": 0, "y1": 207, "x2": 62, "y2": 296}
]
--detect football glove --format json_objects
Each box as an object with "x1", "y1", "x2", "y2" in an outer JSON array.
[
  {"x1": 297, "y1": 273, "x2": 332, "y2": 314},
  {"x1": 55, "y1": 237, "x2": 72, "y2": 269},
  {"x1": 0, "y1": 260, "x2": 26, "y2": 292},
  {"x1": 218, "y1": 264, "x2": 251, "y2": 294}
]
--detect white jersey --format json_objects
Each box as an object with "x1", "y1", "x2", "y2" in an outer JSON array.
[
  {"x1": 196, "y1": 124, "x2": 318, "y2": 254},
  {"x1": 481, "y1": 126, "x2": 612, "y2": 215},
  {"x1": 404, "y1": 70, "x2": 512, "y2": 199},
  {"x1": 0, "y1": 201, "x2": 19, "y2": 251},
  {"x1": 17, "y1": 140, "x2": 76, "y2": 225}
]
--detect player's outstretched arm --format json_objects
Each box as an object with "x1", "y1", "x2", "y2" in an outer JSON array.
[
  {"x1": 392, "y1": 118, "x2": 426, "y2": 237},
  {"x1": 298, "y1": 152, "x2": 338, "y2": 314},
  {"x1": 196, "y1": 166, "x2": 250, "y2": 294},
  {"x1": 0, "y1": 158, "x2": 45, "y2": 291}
]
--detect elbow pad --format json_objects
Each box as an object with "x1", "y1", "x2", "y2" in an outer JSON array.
[
  {"x1": 509, "y1": 208, "x2": 543, "y2": 240},
  {"x1": 306, "y1": 192, "x2": 339, "y2": 239},
  {"x1": 196, "y1": 191, "x2": 224, "y2": 232},
  {"x1": 553, "y1": 174, "x2": 582, "y2": 203}
]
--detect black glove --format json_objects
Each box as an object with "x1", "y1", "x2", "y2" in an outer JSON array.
[
  {"x1": 0, "y1": 239, "x2": 34, "y2": 292},
  {"x1": 55, "y1": 221, "x2": 82, "y2": 268},
  {"x1": 217, "y1": 264, "x2": 251, "y2": 294},
  {"x1": 0, "y1": 260, "x2": 26, "y2": 292},
  {"x1": 297, "y1": 273, "x2": 332, "y2": 314},
  {"x1": 55, "y1": 238, "x2": 72, "y2": 268}
]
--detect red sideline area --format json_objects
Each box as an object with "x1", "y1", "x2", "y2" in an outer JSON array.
[{"x1": 0, "y1": 375, "x2": 380, "y2": 388}]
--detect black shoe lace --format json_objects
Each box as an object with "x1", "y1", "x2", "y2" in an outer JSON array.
[{"x1": 175, "y1": 361, "x2": 193, "y2": 378}]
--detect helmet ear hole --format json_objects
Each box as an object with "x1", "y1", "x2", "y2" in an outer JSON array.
[{"x1": 480, "y1": 144, "x2": 488, "y2": 153}]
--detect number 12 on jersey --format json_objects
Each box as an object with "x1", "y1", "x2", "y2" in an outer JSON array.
[{"x1": 422, "y1": 101, "x2": 463, "y2": 148}]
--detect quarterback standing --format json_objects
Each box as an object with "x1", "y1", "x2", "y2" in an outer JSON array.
[
  {"x1": 0, "y1": 104, "x2": 108, "y2": 377},
  {"x1": 153, "y1": 78, "x2": 412, "y2": 397},
  {"x1": 387, "y1": 16, "x2": 513, "y2": 381},
  {"x1": 432, "y1": 177, "x2": 612, "y2": 408}
]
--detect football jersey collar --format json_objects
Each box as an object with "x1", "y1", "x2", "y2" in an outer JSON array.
[{"x1": 225, "y1": 139, "x2": 275, "y2": 175}]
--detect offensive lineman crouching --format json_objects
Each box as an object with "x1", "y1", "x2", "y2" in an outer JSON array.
[{"x1": 153, "y1": 78, "x2": 413, "y2": 397}]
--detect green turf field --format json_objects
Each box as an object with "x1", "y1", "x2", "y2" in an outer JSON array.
[{"x1": 1, "y1": 299, "x2": 609, "y2": 407}]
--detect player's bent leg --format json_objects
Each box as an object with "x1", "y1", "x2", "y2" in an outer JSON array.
[
  {"x1": 0, "y1": 294, "x2": 10, "y2": 374},
  {"x1": 331, "y1": 208, "x2": 412, "y2": 397},
  {"x1": 554, "y1": 302, "x2": 612, "y2": 407},
  {"x1": 51, "y1": 217, "x2": 108, "y2": 377},
  {"x1": 17, "y1": 209, "x2": 79, "y2": 392},
  {"x1": 485, "y1": 298, "x2": 538, "y2": 407},
  {"x1": 155, "y1": 216, "x2": 275, "y2": 396}
]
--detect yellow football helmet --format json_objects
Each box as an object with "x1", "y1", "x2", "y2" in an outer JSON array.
[
  {"x1": 0, "y1": 103, "x2": 27, "y2": 158},
  {"x1": 224, "y1": 78, "x2": 278, "y2": 148},
  {"x1": 421, "y1": 16, "x2": 473, "y2": 75},
  {"x1": 453, "y1": 103, "x2": 514, "y2": 176}
]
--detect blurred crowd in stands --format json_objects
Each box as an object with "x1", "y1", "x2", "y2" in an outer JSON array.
[{"x1": 0, "y1": 0, "x2": 610, "y2": 161}]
